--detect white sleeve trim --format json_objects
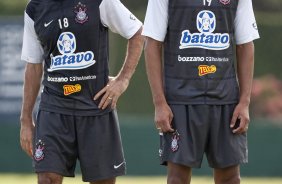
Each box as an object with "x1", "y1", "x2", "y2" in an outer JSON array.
[
  {"x1": 100, "y1": 0, "x2": 142, "y2": 39},
  {"x1": 234, "y1": 0, "x2": 260, "y2": 45},
  {"x1": 142, "y1": 31, "x2": 165, "y2": 42},
  {"x1": 21, "y1": 56, "x2": 43, "y2": 64},
  {"x1": 21, "y1": 12, "x2": 44, "y2": 63},
  {"x1": 236, "y1": 35, "x2": 259, "y2": 45},
  {"x1": 142, "y1": 0, "x2": 168, "y2": 42}
]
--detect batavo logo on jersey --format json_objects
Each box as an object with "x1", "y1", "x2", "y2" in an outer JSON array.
[
  {"x1": 63, "y1": 84, "x2": 82, "y2": 96},
  {"x1": 48, "y1": 32, "x2": 96, "y2": 72},
  {"x1": 179, "y1": 10, "x2": 230, "y2": 50},
  {"x1": 198, "y1": 65, "x2": 217, "y2": 76}
]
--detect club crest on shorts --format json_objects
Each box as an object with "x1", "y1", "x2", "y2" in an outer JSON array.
[
  {"x1": 219, "y1": 0, "x2": 230, "y2": 5},
  {"x1": 159, "y1": 149, "x2": 163, "y2": 157},
  {"x1": 34, "y1": 140, "x2": 45, "y2": 161},
  {"x1": 74, "y1": 2, "x2": 89, "y2": 24},
  {"x1": 171, "y1": 130, "x2": 180, "y2": 152}
]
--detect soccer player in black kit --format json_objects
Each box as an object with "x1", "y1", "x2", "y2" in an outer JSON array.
[
  {"x1": 143, "y1": 0, "x2": 259, "y2": 183},
  {"x1": 20, "y1": 0, "x2": 143, "y2": 183}
]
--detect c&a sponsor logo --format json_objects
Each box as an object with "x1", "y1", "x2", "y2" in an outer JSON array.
[
  {"x1": 63, "y1": 84, "x2": 81, "y2": 96},
  {"x1": 179, "y1": 10, "x2": 230, "y2": 50},
  {"x1": 198, "y1": 65, "x2": 217, "y2": 76},
  {"x1": 48, "y1": 32, "x2": 96, "y2": 72}
]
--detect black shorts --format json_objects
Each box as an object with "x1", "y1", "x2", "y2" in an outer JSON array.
[
  {"x1": 159, "y1": 104, "x2": 248, "y2": 168},
  {"x1": 33, "y1": 110, "x2": 125, "y2": 182}
]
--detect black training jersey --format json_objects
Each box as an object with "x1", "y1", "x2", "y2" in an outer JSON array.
[
  {"x1": 164, "y1": 0, "x2": 239, "y2": 105},
  {"x1": 26, "y1": 0, "x2": 110, "y2": 115}
]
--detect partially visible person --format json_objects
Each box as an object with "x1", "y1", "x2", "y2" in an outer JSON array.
[
  {"x1": 143, "y1": 0, "x2": 259, "y2": 183},
  {"x1": 20, "y1": 0, "x2": 144, "y2": 183}
]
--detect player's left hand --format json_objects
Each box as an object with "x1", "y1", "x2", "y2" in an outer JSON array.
[
  {"x1": 94, "y1": 76, "x2": 129, "y2": 109},
  {"x1": 230, "y1": 102, "x2": 250, "y2": 134}
]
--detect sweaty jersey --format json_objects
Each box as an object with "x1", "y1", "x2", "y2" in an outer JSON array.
[
  {"x1": 21, "y1": 0, "x2": 142, "y2": 116},
  {"x1": 143, "y1": 0, "x2": 259, "y2": 105}
]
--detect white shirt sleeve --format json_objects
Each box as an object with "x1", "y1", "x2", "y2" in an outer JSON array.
[
  {"x1": 21, "y1": 12, "x2": 44, "y2": 63},
  {"x1": 99, "y1": 0, "x2": 142, "y2": 39},
  {"x1": 142, "y1": 0, "x2": 168, "y2": 42},
  {"x1": 234, "y1": 0, "x2": 260, "y2": 45}
]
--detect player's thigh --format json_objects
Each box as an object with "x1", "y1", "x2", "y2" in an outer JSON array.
[
  {"x1": 206, "y1": 104, "x2": 247, "y2": 168},
  {"x1": 76, "y1": 110, "x2": 125, "y2": 182},
  {"x1": 213, "y1": 165, "x2": 240, "y2": 184},
  {"x1": 38, "y1": 172, "x2": 63, "y2": 184},
  {"x1": 34, "y1": 110, "x2": 77, "y2": 177},
  {"x1": 160, "y1": 105, "x2": 209, "y2": 168},
  {"x1": 167, "y1": 162, "x2": 192, "y2": 184}
]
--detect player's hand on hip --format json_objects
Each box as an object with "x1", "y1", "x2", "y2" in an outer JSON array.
[
  {"x1": 94, "y1": 76, "x2": 129, "y2": 110},
  {"x1": 20, "y1": 118, "x2": 35, "y2": 157},
  {"x1": 154, "y1": 103, "x2": 174, "y2": 133},
  {"x1": 230, "y1": 103, "x2": 250, "y2": 134}
]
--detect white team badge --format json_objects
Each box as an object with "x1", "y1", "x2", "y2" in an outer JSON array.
[
  {"x1": 48, "y1": 32, "x2": 96, "y2": 72},
  {"x1": 197, "y1": 10, "x2": 216, "y2": 33},
  {"x1": 57, "y1": 32, "x2": 76, "y2": 54},
  {"x1": 179, "y1": 10, "x2": 230, "y2": 50}
]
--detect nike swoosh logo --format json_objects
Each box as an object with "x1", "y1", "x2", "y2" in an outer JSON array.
[
  {"x1": 44, "y1": 20, "x2": 53, "y2": 27},
  {"x1": 114, "y1": 161, "x2": 125, "y2": 169}
]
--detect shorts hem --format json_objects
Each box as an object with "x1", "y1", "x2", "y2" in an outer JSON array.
[
  {"x1": 161, "y1": 159, "x2": 202, "y2": 168},
  {"x1": 82, "y1": 171, "x2": 126, "y2": 182},
  {"x1": 209, "y1": 159, "x2": 248, "y2": 169},
  {"x1": 35, "y1": 168, "x2": 75, "y2": 178}
]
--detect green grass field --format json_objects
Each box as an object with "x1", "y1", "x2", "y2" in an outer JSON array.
[{"x1": 1, "y1": 174, "x2": 282, "y2": 184}]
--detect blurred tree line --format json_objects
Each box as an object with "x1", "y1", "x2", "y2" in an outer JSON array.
[
  {"x1": 253, "y1": 0, "x2": 282, "y2": 11},
  {"x1": 1, "y1": 0, "x2": 282, "y2": 15},
  {"x1": 125, "y1": 0, "x2": 282, "y2": 12}
]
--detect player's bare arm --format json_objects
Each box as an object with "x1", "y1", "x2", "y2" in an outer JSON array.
[
  {"x1": 231, "y1": 41, "x2": 255, "y2": 134},
  {"x1": 144, "y1": 37, "x2": 174, "y2": 133},
  {"x1": 94, "y1": 27, "x2": 144, "y2": 109},
  {"x1": 20, "y1": 63, "x2": 43, "y2": 157}
]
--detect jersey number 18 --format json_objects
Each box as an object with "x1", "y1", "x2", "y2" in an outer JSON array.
[{"x1": 58, "y1": 18, "x2": 69, "y2": 29}]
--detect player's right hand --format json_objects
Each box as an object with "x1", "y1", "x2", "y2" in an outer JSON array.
[
  {"x1": 154, "y1": 103, "x2": 174, "y2": 133},
  {"x1": 20, "y1": 117, "x2": 35, "y2": 157}
]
